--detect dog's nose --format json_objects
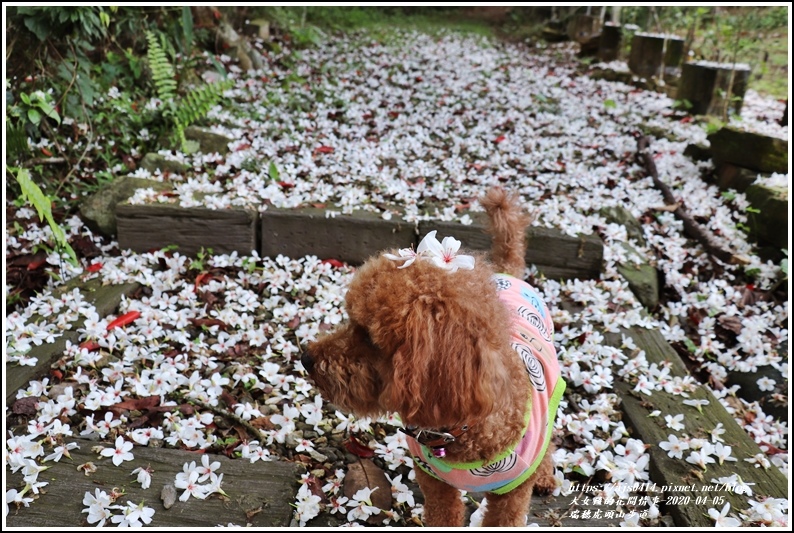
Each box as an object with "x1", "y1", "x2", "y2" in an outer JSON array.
[{"x1": 301, "y1": 350, "x2": 315, "y2": 374}]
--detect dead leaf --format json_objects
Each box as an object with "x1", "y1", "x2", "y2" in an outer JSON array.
[
  {"x1": 343, "y1": 459, "x2": 393, "y2": 524},
  {"x1": 12, "y1": 396, "x2": 39, "y2": 416},
  {"x1": 250, "y1": 417, "x2": 275, "y2": 431},
  {"x1": 717, "y1": 315, "x2": 743, "y2": 335}
]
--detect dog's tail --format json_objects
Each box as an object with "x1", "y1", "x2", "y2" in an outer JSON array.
[{"x1": 480, "y1": 187, "x2": 531, "y2": 278}]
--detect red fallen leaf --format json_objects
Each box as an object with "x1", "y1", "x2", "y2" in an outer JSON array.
[
  {"x1": 86, "y1": 262, "x2": 103, "y2": 272},
  {"x1": 345, "y1": 436, "x2": 375, "y2": 458},
  {"x1": 415, "y1": 76, "x2": 423, "y2": 82},
  {"x1": 106, "y1": 311, "x2": 141, "y2": 331},
  {"x1": 41, "y1": 147, "x2": 53, "y2": 157},
  {"x1": 388, "y1": 111, "x2": 400, "y2": 118},
  {"x1": 314, "y1": 145, "x2": 335, "y2": 154},
  {"x1": 286, "y1": 316, "x2": 301, "y2": 329},
  {"x1": 494, "y1": 135, "x2": 506, "y2": 144},
  {"x1": 26, "y1": 256, "x2": 48, "y2": 271},
  {"x1": 322, "y1": 259, "x2": 346, "y2": 268},
  {"x1": 50, "y1": 369, "x2": 63, "y2": 381},
  {"x1": 79, "y1": 340, "x2": 101, "y2": 352},
  {"x1": 235, "y1": 143, "x2": 251, "y2": 151},
  {"x1": 277, "y1": 181, "x2": 295, "y2": 189},
  {"x1": 195, "y1": 272, "x2": 211, "y2": 291},
  {"x1": 759, "y1": 441, "x2": 786, "y2": 455},
  {"x1": 311, "y1": 203, "x2": 327, "y2": 209},
  {"x1": 680, "y1": 116, "x2": 693, "y2": 124},
  {"x1": 304, "y1": 474, "x2": 325, "y2": 499}
]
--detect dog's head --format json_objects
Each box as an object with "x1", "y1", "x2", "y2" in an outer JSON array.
[{"x1": 303, "y1": 251, "x2": 513, "y2": 429}]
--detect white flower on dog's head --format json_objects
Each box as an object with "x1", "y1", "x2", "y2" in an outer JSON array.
[
  {"x1": 418, "y1": 231, "x2": 475, "y2": 272},
  {"x1": 383, "y1": 230, "x2": 475, "y2": 272},
  {"x1": 382, "y1": 247, "x2": 419, "y2": 269}
]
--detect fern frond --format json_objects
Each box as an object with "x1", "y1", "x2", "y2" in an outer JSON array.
[
  {"x1": 6, "y1": 121, "x2": 29, "y2": 160},
  {"x1": 146, "y1": 31, "x2": 177, "y2": 104},
  {"x1": 173, "y1": 79, "x2": 233, "y2": 151}
]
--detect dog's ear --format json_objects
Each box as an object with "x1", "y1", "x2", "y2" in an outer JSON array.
[{"x1": 387, "y1": 297, "x2": 507, "y2": 428}]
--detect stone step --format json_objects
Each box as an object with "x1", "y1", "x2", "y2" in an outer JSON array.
[{"x1": 708, "y1": 126, "x2": 788, "y2": 175}]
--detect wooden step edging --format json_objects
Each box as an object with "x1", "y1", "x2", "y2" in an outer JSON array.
[
  {"x1": 6, "y1": 437, "x2": 302, "y2": 527},
  {"x1": 116, "y1": 202, "x2": 604, "y2": 280},
  {"x1": 6, "y1": 278, "x2": 139, "y2": 406},
  {"x1": 601, "y1": 326, "x2": 787, "y2": 527},
  {"x1": 116, "y1": 203, "x2": 259, "y2": 257}
]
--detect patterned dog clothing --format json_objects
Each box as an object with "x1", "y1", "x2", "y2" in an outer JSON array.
[{"x1": 405, "y1": 273, "x2": 566, "y2": 494}]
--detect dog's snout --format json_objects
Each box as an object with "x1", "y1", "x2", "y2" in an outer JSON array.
[{"x1": 301, "y1": 350, "x2": 315, "y2": 374}]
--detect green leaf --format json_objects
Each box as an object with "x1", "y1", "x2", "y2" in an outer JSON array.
[
  {"x1": 27, "y1": 108, "x2": 42, "y2": 126},
  {"x1": 35, "y1": 100, "x2": 61, "y2": 124},
  {"x1": 181, "y1": 6, "x2": 194, "y2": 52},
  {"x1": 604, "y1": 99, "x2": 617, "y2": 109},
  {"x1": 13, "y1": 168, "x2": 78, "y2": 266},
  {"x1": 683, "y1": 337, "x2": 698, "y2": 353},
  {"x1": 269, "y1": 161, "x2": 280, "y2": 181},
  {"x1": 182, "y1": 139, "x2": 201, "y2": 154}
]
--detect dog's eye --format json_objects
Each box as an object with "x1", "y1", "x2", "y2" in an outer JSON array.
[{"x1": 356, "y1": 325, "x2": 378, "y2": 350}]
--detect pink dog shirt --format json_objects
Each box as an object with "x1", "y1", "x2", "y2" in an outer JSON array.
[{"x1": 406, "y1": 273, "x2": 566, "y2": 494}]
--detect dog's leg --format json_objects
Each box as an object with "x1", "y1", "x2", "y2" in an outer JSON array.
[
  {"x1": 482, "y1": 479, "x2": 534, "y2": 526},
  {"x1": 415, "y1": 468, "x2": 465, "y2": 526}
]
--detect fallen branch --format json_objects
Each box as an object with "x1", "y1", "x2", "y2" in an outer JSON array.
[
  {"x1": 21, "y1": 157, "x2": 68, "y2": 167},
  {"x1": 186, "y1": 396, "x2": 267, "y2": 443},
  {"x1": 636, "y1": 135, "x2": 749, "y2": 265}
]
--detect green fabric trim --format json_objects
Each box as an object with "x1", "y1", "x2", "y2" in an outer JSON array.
[
  {"x1": 489, "y1": 376, "x2": 567, "y2": 495},
  {"x1": 417, "y1": 376, "x2": 566, "y2": 480}
]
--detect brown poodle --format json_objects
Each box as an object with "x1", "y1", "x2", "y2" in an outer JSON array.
[{"x1": 303, "y1": 187, "x2": 566, "y2": 526}]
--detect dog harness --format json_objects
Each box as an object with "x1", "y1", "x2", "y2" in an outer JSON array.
[{"x1": 405, "y1": 273, "x2": 566, "y2": 494}]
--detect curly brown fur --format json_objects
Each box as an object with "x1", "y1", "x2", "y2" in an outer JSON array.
[
  {"x1": 481, "y1": 186, "x2": 531, "y2": 278},
  {"x1": 305, "y1": 187, "x2": 556, "y2": 526}
]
